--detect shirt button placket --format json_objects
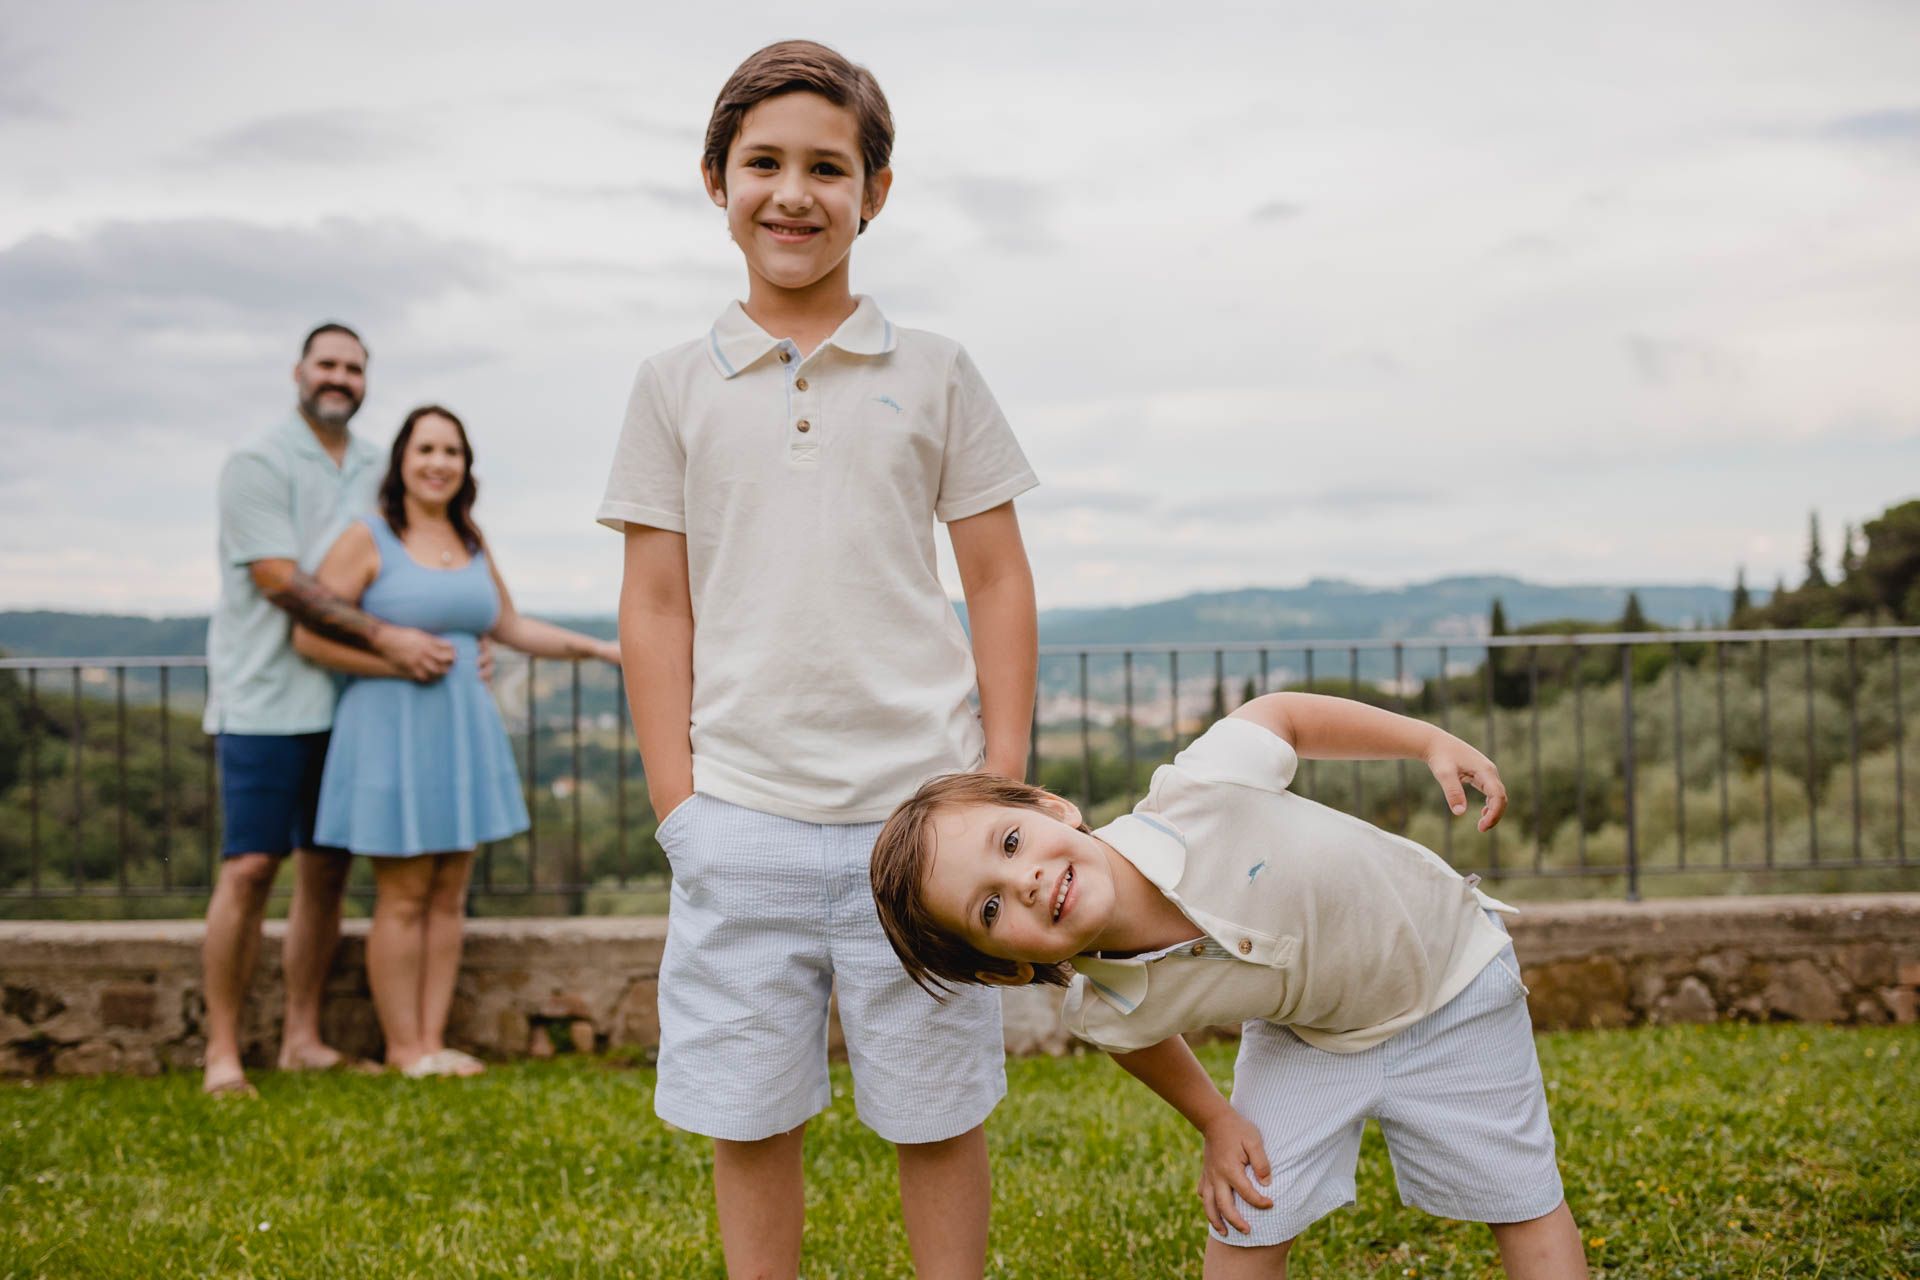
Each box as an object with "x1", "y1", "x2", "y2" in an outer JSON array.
[{"x1": 791, "y1": 349, "x2": 813, "y2": 436}]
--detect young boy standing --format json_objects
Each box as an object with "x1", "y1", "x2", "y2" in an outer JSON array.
[
  {"x1": 871, "y1": 693, "x2": 1589, "y2": 1280},
  {"x1": 598, "y1": 41, "x2": 1038, "y2": 1279}
]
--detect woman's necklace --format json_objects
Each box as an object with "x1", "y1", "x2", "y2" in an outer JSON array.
[{"x1": 440, "y1": 549, "x2": 454, "y2": 565}]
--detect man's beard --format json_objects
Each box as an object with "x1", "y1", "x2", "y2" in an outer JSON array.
[{"x1": 300, "y1": 385, "x2": 362, "y2": 428}]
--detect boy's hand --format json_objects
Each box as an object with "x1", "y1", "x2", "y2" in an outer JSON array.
[
  {"x1": 1198, "y1": 1109, "x2": 1273, "y2": 1235},
  {"x1": 1426, "y1": 734, "x2": 1507, "y2": 832}
]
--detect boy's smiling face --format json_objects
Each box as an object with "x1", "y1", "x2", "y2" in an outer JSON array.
[
  {"x1": 706, "y1": 90, "x2": 891, "y2": 297},
  {"x1": 920, "y1": 798, "x2": 1121, "y2": 971}
]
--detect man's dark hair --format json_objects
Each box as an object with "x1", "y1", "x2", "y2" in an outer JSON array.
[
  {"x1": 702, "y1": 40, "x2": 895, "y2": 234},
  {"x1": 301, "y1": 322, "x2": 368, "y2": 360}
]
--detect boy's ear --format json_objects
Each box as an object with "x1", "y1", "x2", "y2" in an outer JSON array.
[
  {"x1": 1037, "y1": 792, "x2": 1084, "y2": 831},
  {"x1": 974, "y1": 961, "x2": 1035, "y2": 988},
  {"x1": 702, "y1": 161, "x2": 727, "y2": 209},
  {"x1": 861, "y1": 165, "x2": 893, "y2": 223}
]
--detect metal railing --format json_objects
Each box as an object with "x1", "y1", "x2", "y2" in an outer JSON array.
[{"x1": 1, "y1": 624, "x2": 1915, "y2": 910}]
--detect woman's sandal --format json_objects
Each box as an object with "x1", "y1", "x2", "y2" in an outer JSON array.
[{"x1": 400, "y1": 1049, "x2": 487, "y2": 1079}]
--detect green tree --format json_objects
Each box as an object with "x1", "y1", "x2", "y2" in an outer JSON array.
[
  {"x1": 1239, "y1": 676, "x2": 1258, "y2": 708},
  {"x1": 1487, "y1": 597, "x2": 1528, "y2": 707},
  {"x1": 1619, "y1": 591, "x2": 1649, "y2": 632},
  {"x1": 1730, "y1": 567, "x2": 1752, "y2": 623},
  {"x1": 1804, "y1": 510, "x2": 1828, "y2": 590},
  {"x1": 1858, "y1": 499, "x2": 1920, "y2": 621},
  {"x1": 1209, "y1": 673, "x2": 1227, "y2": 723}
]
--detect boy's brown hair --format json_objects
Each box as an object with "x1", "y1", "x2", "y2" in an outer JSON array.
[
  {"x1": 702, "y1": 40, "x2": 895, "y2": 233},
  {"x1": 870, "y1": 773, "x2": 1081, "y2": 998}
]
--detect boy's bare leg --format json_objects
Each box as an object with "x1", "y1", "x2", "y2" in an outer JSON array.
[
  {"x1": 896, "y1": 1124, "x2": 989, "y2": 1280},
  {"x1": 713, "y1": 1125, "x2": 806, "y2": 1279},
  {"x1": 1489, "y1": 1201, "x2": 1588, "y2": 1279},
  {"x1": 201, "y1": 853, "x2": 280, "y2": 1092},
  {"x1": 1203, "y1": 1236, "x2": 1293, "y2": 1278},
  {"x1": 278, "y1": 847, "x2": 352, "y2": 1069}
]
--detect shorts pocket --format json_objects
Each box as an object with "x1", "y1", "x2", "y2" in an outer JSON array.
[
  {"x1": 655, "y1": 792, "x2": 703, "y2": 853},
  {"x1": 1488, "y1": 944, "x2": 1530, "y2": 1001}
]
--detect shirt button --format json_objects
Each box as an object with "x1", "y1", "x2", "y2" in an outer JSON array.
[
  {"x1": 1189, "y1": 943, "x2": 1205, "y2": 957},
  {"x1": 778, "y1": 350, "x2": 792, "y2": 364},
  {"x1": 1237, "y1": 939, "x2": 1253, "y2": 955},
  {"x1": 794, "y1": 377, "x2": 809, "y2": 391},
  {"x1": 796, "y1": 419, "x2": 811, "y2": 433}
]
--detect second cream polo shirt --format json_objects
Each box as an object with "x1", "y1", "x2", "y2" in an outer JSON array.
[
  {"x1": 1063, "y1": 717, "x2": 1517, "y2": 1055},
  {"x1": 597, "y1": 296, "x2": 1038, "y2": 824}
]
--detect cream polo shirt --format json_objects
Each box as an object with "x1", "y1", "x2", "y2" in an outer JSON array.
[
  {"x1": 1062, "y1": 717, "x2": 1516, "y2": 1055},
  {"x1": 596, "y1": 297, "x2": 1038, "y2": 824}
]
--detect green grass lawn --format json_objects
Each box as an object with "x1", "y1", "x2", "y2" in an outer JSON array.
[{"x1": 3, "y1": 1024, "x2": 1914, "y2": 1279}]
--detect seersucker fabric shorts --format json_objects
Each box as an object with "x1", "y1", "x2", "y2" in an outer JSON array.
[
  {"x1": 651, "y1": 792, "x2": 1007, "y2": 1144},
  {"x1": 1215, "y1": 916, "x2": 1565, "y2": 1247}
]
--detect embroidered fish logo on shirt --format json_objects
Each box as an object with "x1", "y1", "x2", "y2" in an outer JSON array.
[
  {"x1": 874, "y1": 395, "x2": 904, "y2": 413},
  {"x1": 1247, "y1": 860, "x2": 1266, "y2": 882}
]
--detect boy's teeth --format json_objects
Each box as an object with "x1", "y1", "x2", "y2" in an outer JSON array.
[{"x1": 1052, "y1": 867, "x2": 1072, "y2": 921}]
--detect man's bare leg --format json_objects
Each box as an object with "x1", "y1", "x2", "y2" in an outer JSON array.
[
  {"x1": 713, "y1": 1125, "x2": 806, "y2": 1279},
  {"x1": 201, "y1": 853, "x2": 280, "y2": 1093},
  {"x1": 897, "y1": 1124, "x2": 990, "y2": 1280},
  {"x1": 1489, "y1": 1201, "x2": 1588, "y2": 1279},
  {"x1": 278, "y1": 847, "x2": 353, "y2": 1069}
]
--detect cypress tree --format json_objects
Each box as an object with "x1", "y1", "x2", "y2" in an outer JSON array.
[
  {"x1": 1619, "y1": 591, "x2": 1649, "y2": 632},
  {"x1": 1731, "y1": 567, "x2": 1752, "y2": 622},
  {"x1": 1804, "y1": 510, "x2": 1829, "y2": 589}
]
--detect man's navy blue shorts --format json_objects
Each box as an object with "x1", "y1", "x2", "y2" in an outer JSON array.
[{"x1": 217, "y1": 732, "x2": 346, "y2": 858}]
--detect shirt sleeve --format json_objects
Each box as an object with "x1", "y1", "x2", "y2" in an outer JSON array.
[
  {"x1": 596, "y1": 360, "x2": 686, "y2": 534},
  {"x1": 934, "y1": 344, "x2": 1038, "y2": 523},
  {"x1": 217, "y1": 450, "x2": 298, "y2": 566},
  {"x1": 1168, "y1": 716, "x2": 1300, "y2": 793}
]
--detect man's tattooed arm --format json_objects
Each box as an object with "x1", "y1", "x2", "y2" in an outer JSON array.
[{"x1": 263, "y1": 568, "x2": 385, "y2": 648}]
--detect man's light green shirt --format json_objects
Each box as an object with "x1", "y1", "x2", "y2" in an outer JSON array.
[{"x1": 203, "y1": 415, "x2": 383, "y2": 735}]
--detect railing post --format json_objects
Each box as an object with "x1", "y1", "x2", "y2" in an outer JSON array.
[
  {"x1": 1621, "y1": 643, "x2": 1639, "y2": 902},
  {"x1": 1079, "y1": 651, "x2": 1093, "y2": 810}
]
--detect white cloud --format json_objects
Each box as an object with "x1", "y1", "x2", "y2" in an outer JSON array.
[{"x1": 1, "y1": 0, "x2": 1918, "y2": 614}]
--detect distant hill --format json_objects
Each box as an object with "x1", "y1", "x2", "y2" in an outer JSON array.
[
  {"x1": 0, "y1": 576, "x2": 1747, "y2": 660},
  {"x1": 1030, "y1": 576, "x2": 1748, "y2": 647}
]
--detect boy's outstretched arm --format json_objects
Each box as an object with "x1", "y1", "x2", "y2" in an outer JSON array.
[
  {"x1": 1112, "y1": 1037, "x2": 1273, "y2": 1235},
  {"x1": 620, "y1": 526, "x2": 695, "y2": 821},
  {"x1": 949, "y1": 501, "x2": 1036, "y2": 781},
  {"x1": 1232, "y1": 692, "x2": 1508, "y2": 830}
]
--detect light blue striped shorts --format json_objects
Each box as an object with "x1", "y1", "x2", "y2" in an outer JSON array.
[
  {"x1": 1216, "y1": 922, "x2": 1565, "y2": 1247},
  {"x1": 652, "y1": 793, "x2": 1007, "y2": 1144}
]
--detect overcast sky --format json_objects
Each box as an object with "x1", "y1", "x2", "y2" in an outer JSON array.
[{"x1": 2, "y1": 0, "x2": 1915, "y2": 615}]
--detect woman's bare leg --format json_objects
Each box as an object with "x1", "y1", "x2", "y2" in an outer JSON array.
[
  {"x1": 420, "y1": 850, "x2": 476, "y2": 1063},
  {"x1": 367, "y1": 855, "x2": 436, "y2": 1069}
]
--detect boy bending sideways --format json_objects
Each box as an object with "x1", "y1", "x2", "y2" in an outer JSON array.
[
  {"x1": 872, "y1": 693, "x2": 1589, "y2": 1279},
  {"x1": 601, "y1": 39, "x2": 1038, "y2": 1280}
]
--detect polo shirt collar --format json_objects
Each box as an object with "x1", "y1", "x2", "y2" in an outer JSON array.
[
  {"x1": 281, "y1": 413, "x2": 380, "y2": 473},
  {"x1": 704, "y1": 295, "x2": 898, "y2": 378},
  {"x1": 1068, "y1": 813, "x2": 1193, "y2": 1015},
  {"x1": 1096, "y1": 812, "x2": 1189, "y2": 895}
]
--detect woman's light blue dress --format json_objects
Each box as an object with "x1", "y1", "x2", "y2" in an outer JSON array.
[{"x1": 315, "y1": 515, "x2": 530, "y2": 857}]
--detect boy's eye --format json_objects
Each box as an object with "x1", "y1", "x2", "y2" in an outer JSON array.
[
  {"x1": 982, "y1": 894, "x2": 1000, "y2": 928},
  {"x1": 1002, "y1": 828, "x2": 1020, "y2": 856},
  {"x1": 812, "y1": 162, "x2": 845, "y2": 176},
  {"x1": 745, "y1": 156, "x2": 777, "y2": 170}
]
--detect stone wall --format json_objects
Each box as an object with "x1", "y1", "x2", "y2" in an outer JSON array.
[{"x1": 3, "y1": 894, "x2": 1916, "y2": 1076}]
